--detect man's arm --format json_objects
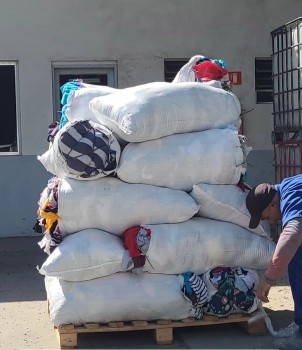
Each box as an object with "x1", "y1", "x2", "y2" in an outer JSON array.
[{"x1": 257, "y1": 218, "x2": 302, "y2": 302}]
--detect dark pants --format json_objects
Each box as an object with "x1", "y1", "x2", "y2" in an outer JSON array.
[{"x1": 288, "y1": 245, "x2": 302, "y2": 334}]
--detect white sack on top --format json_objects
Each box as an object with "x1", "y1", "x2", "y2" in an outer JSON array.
[
  {"x1": 89, "y1": 81, "x2": 241, "y2": 143},
  {"x1": 65, "y1": 83, "x2": 117, "y2": 122},
  {"x1": 117, "y1": 128, "x2": 250, "y2": 191},
  {"x1": 190, "y1": 183, "x2": 271, "y2": 237},
  {"x1": 39, "y1": 229, "x2": 124, "y2": 281},
  {"x1": 46, "y1": 273, "x2": 194, "y2": 326},
  {"x1": 142, "y1": 217, "x2": 276, "y2": 275},
  {"x1": 58, "y1": 177, "x2": 199, "y2": 236}
]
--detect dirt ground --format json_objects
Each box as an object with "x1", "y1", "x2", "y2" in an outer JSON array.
[{"x1": 0, "y1": 236, "x2": 295, "y2": 350}]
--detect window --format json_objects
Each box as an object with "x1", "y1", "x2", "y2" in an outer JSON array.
[
  {"x1": 164, "y1": 59, "x2": 189, "y2": 82},
  {"x1": 255, "y1": 58, "x2": 273, "y2": 103},
  {"x1": 0, "y1": 62, "x2": 19, "y2": 154},
  {"x1": 52, "y1": 62, "x2": 117, "y2": 121}
]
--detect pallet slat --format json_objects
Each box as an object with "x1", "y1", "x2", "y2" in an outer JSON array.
[{"x1": 54, "y1": 311, "x2": 268, "y2": 349}]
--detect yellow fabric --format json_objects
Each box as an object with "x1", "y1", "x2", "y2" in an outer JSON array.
[{"x1": 39, "y1": 199, "x2": 59, "y2": 234}]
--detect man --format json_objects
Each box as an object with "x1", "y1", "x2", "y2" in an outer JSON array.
[{"x1": 246, "y1": 174, "x2": 302, "y2": 347}]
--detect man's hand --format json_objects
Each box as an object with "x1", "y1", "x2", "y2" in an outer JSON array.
[{"x1": 257, "y1": 278, "x2": 272, "y2": 303}]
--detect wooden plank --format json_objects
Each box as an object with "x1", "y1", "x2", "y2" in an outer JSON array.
[
  {"x1": 57, "y1": 324, "x2": 75, "y2": 333},
  {"x1": 55, "y1": 328, "x2": 77, "y2": 349},
  {"x1": 181, "y1": 318, "x2": 195, "y2": 323},
  {"x1": 240, "y1": 318, "x2": 268, "y2": 336},
  {"x1": 131, "y1": 320, "x2": 148, "y2": 327},
  {"x1": 157, "y1": 320, "x2": 172, "y2": 325},
  {"x1": 108, "y1": 321, "x2": 124, "y2": 328},
  {"x1": 154, "y1": 327, "x2": 173, "y2": 345},
  {"x1": 84, "y1": 323, "x2": 100, "y2": 329}
]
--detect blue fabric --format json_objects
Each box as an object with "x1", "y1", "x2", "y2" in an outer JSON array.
[
  {"x1": 212, "y1": 59, "x2": 227, "y2": 69},
  {"x1": 275, "y1": 174, "x2": 302, "y2": 228},
  {"x1": 60, "y1": 81, "x2": 80, "y2": 105},
  {"x1": 59, "y1": 82, "x2": 81, "y2": 129},
  {"x1": 288, "y1": 245, "x2": 302, "y2": 334},
  {"x1": 182, "y1": 272, "x2": 193, "y2": 294}
]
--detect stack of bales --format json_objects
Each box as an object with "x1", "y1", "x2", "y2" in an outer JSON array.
[{"x1": 36, "y1": 76, "x2": 275, "y2": 326}]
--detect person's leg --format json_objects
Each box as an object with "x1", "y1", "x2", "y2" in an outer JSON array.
[{"x1": 288, "y1": 245, "x2": 302, "y2": 334}]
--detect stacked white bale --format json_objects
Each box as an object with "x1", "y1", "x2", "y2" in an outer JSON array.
[{"x1": 43, "y1": 80, "x2": 275, "y2": 326}]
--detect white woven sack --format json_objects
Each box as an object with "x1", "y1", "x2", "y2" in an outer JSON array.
[
  {"x1": 89, "y1": 81, "x2": 241, "y2": 142},
  {"x1": 190, "y1": 183, "x2": 271, "y2": 237},
  {"x1": 46, "y1": 273, "x2": 194, "y2": 326},
  {"x1": 58, "y1": 177, "x2": 199, "y2": 236},
  {"x1": 117, "y1": 128, "x2": 250, "y2": 191},
  {"x1": 39, "y1": 229, "x2": 124, "y2": 281},
  {"x1": 65, "y1": 83, "x2": 117, "y2": 121},
  {"x1": 142, "y1": 217, "x2": 276, "y2": 274},
  {"x1": 38, "y1": 120, "x2": 121, "y2": 180}
]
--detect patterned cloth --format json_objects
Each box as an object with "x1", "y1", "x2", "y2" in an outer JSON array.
[
  {"x1": 58, "y1": 120, "x2": 117, "y2": 179},
  {"x1": 203, "y1": 266, "x2": 257, "y2": 317},
  {"x1": 180, "y1": 272, "x2": 208, "y2": 319},
  {"x1": 33, "y1": 177, "x2": 62, "y2": 254}
]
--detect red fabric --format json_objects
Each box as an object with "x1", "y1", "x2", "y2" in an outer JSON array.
[
  {"x1": 123, "y1": 226, "x2": 141, "y2": 257},
  {"x1": 193, "y1": 61, "x2": 228, "y2": 82}
]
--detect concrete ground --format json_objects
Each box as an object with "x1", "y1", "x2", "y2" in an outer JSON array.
[{"x1": 0, "y1": 236, "x2": 295, "y2": 350}]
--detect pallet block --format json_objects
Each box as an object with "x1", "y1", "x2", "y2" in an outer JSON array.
[{"x1": 54, "y1": 310, "x2": 268, "y2": 349}]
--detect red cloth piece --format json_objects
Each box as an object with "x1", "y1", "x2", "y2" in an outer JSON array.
[
  {"x1": 123, "y1": 226, "x2": 142, "y2": 257},
  {"x1": 193, "y1": 61, "x2": 228, "y2": 82}
]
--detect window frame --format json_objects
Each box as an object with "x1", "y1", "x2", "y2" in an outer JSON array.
[
  {"x1": 164, "y1": 59, "x2": 189, "y2": 82},
  {"x1": 51, "y1": 61, "x2": 118, "y2": 122},
  {"x1": 0, "y1": 61, "x2": 20, "y2": 155},
  {"x1": 255, "y1": 57, "x2": 273, "y2": 104}
]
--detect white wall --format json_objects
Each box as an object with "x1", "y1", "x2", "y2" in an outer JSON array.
[
  {"x1": 0, "y1": 0, "x2": 301, "y2": 236},
  {"x1": 0, "y1": 0, "x2": 301, "y2": 155}
]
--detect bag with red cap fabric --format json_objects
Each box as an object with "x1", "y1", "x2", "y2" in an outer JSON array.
[{"x1": 193, "y1": 61, "x2": 228, "y2": 82}]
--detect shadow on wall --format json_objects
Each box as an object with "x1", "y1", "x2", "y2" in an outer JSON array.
[{"x1": 246, "y1": 150, "x2": 275, "y2": 187}]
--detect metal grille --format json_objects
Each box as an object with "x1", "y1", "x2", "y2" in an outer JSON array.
[
  {"x1": 271, "y1": 17, "x2": 302, "y2": 132},
  {"x1": 273, "y1": 140, "x2": 302, "y2": 183}
]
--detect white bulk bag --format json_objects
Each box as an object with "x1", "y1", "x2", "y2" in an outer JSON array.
[
  {"x1": 190, "y1": 183, "x2": 271, "y2": 237},
  {"x1": 38, "y1": 120, "x2": 121, "y2": 180},
  {"x1": 46, "y1": 273, "x2": 194, "y2": 326},
  {"x1": 142, "y1": 217, "x2": 275, "y2": 274},
  {"x1": 39, "y1": 229, "x2": 124, "y2": 281},
  {"x1": 89, "y1": 82, "x2": 241, "y2": 142},
  {"x1": 58, "y1": 177, "x2": 199, "y2": 236},
  {"x1": 64, "y1": 83, "x2": 117, "y2": 122},
  {"x1": 117, "y1": 128, "x2": 250, "y2": 191}
]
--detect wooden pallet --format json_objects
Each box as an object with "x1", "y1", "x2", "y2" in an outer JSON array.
[{"x1": 54, "y1": 311, "x2": 268, "y2": 349}]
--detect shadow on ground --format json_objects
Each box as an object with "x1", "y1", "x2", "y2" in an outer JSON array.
[{"x1": 0, "y1": 236, "x2": 47, "y2": 302}]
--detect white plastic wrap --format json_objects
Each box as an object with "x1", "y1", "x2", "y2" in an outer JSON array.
[
  {"x1": 117, "y1": 128, "x2": 250, "y2": 191},
  {"x1": 58, "y1": 177, "x2": 199, "y2": 236},
  {"x1": 143, "y1": 218, "x2": 276, "y2": 274},
  {"x1": 45, "y1": 273, "x2": 194, "y2": 326},
  {"x1": 190, "y1": 183, "x2": 271, "y2": 237},
  {"x1": 39, "y1": 229, "x2": 124, "y2": 281},
  {"x1": 65, "y1": 83, "x2": 117, "y2": 121},
  {"x1": 89, "y1": 82, "x2": 241, "y2": 142}
]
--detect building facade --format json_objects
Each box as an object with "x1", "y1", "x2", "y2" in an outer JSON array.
[{"x1": 1, "y1": 0, "x2": 301, "y2": 237}]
